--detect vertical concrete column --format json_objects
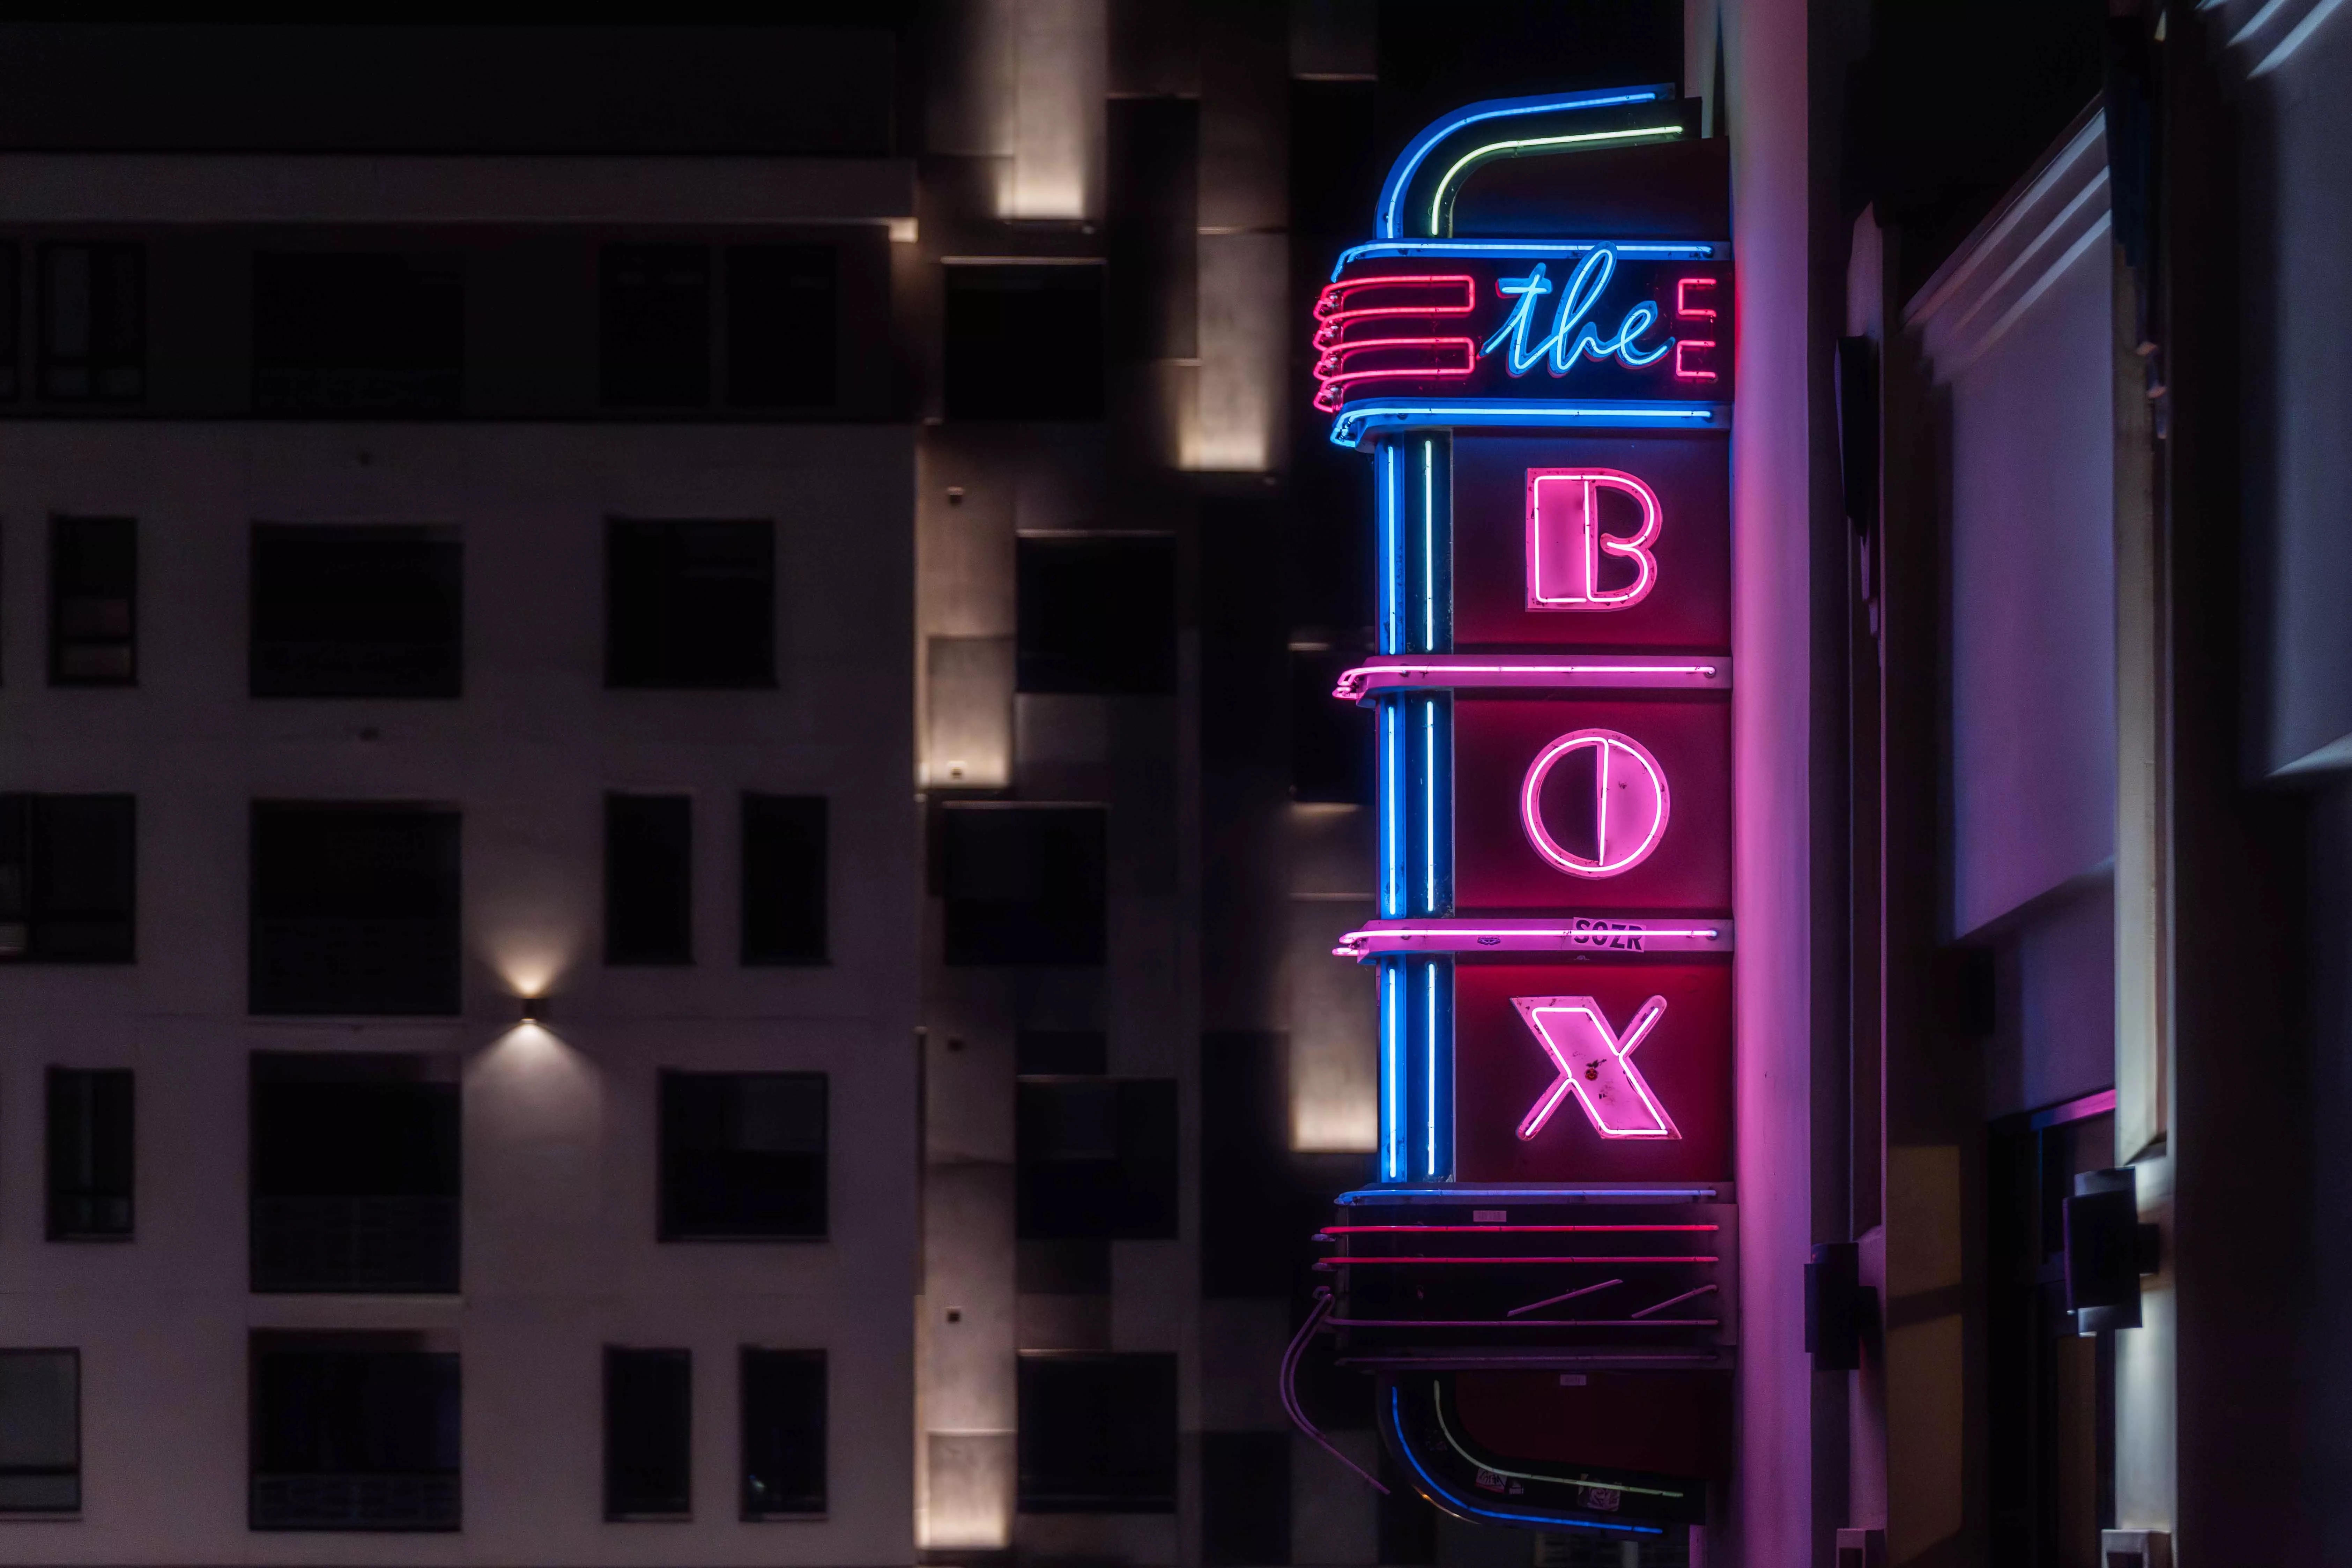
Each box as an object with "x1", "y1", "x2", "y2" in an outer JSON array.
[{"x1": 1722, "y1": 0, "x2": 1820, "y2": 1560}]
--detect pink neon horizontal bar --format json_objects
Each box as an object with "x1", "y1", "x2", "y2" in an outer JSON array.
[
  {"x1": 1333, "y1": 656, "x2": 1726, "y2": 700},
  {"x1": 1323, "y1": 1255, "x2": 1719, "y2": 1266},
  {"x1": 1326, "y1": 1317, "x2": 1720, "y2": 1329},
  {"x1": 1313, "y1": 274, "x2": 1476, "y2": 321},
  {"x1": 1333, "y1": 918, "x2": 1729, "y2": 959},
  {"x1": 1320, "y1": 1224, "x2": 1719, "y2": 1235}
]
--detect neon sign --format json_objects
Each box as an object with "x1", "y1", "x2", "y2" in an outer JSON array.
[
  {"x1": 1311, "y1": 251, "x2": 1735, "y2": 421},
  {"x1": 1306, "y1": 85, "x2": 1734, "y2": 1541}
]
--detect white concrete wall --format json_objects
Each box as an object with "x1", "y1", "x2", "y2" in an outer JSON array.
[
  {"x1": 1908, "y1": 113, "x2": 2117, "y2": 941},
  {"x1": 0, "y1": 421, "x2": 918, "y2": 1566}
]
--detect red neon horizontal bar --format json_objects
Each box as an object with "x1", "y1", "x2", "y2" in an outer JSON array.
[
  {"x1": 1321, "y1": 1224, "x2": 1720, "y2": 1235},
  {"x1": 1327, "y1": 1317, "x2": 1720, "y2": 1329},
  {"x1": 1313, "y1": 274, "x2": 1476, "y2": 321},
  {"x1": 1323, "y1": 1255, "x2": 1720, "y2": 1266}
]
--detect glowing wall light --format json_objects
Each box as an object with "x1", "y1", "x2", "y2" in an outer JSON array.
[
  {"x1": 999, "y1": 0, "x2": 1106, "y2": 220},
  {"x1": 1188, "y1": 230, "x2": 1289, "y2": 471}
]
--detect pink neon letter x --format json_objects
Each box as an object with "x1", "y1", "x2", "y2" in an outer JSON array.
[{"x1": 1510, "y1": 995, "x2": 1679, "y2": 1141}]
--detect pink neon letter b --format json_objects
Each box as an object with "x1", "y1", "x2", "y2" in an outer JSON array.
[{"x1": 1525, "y1": 468, "x2": 1662, "y2": 611}]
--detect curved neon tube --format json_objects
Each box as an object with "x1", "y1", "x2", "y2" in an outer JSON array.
[
  {"x1": 1427, "y1": 125, "x2": 1684, "y2": 234},
  {"x1": 1373, "y1": 87, "x2": 1669, "y2": 239},
  {"x1": 1312, "y1": 336, "x2": 1478, "y2": 412},
  {"x1": 1387, "y1": 1390, "x2": 1664, "y2": 1535},
  {"x1": 1520, "y1": 729, "x2": 1671, "y2": 878},
  {"x1": 1428, "y1": 1380, "x2": 1686, "y2": 1500}
]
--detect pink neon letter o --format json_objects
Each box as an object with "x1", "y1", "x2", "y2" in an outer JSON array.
[{"x1": 1519, "y1": 728, "x2": 1672, "y2": 879}]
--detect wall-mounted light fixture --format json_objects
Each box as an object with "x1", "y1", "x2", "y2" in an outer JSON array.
[
  {"x1": 519, "y1": 996, "x2": 549, "y2": 1025},
  {"x1": 2066, "y1": 1167, "x2": 2162, "y2": 1332}
]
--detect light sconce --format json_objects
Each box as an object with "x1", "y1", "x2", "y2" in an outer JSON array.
[{"x1": 519, "y1": 996, "x2": 549, "y2": 1025}]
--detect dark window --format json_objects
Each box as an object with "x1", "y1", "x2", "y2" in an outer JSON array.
[
  {"x1": 1017, "y1": 1352, "x2": 1177, "y2": 1513},
  {"x1": 1202, "y1": 1432, "x2": 1291, "y2": 1566},
  {"x1": 252, "y1": 253, "x2": 463, "y2": 416},
  {"x1": 1290, "y1": 648, "x2": 1373, "y2": 803},
  {"x1": 37, "y1": 243, "x2": 142, "y2": 402},
  {"x1": 1017, "y1": 1078, "x2": 1177, "y2": 1240},
  {"x1": 0, "y1": 794, "x2": 134, "y2": 963},
  {"x1": 658, "y1": 1071, "x2": 826, "y2": 1241},
  {"x1": 249, "y1": 803, "x2": 459, "y2": 1016},
  {"x1": 740, "y1": 1348, "x2": 826, "y2": 1518},
  {"x1": 250, "y1": 1336, "x2": 459, "y2": 1531},
  {"x1": 606, "y1": 794, "x2": 692, "y2": 965},
  {"x1": 726, "y1": 245, "x2": 836, "y2": 409},
  {"x1": 1016, "y1": 534, "x2": 1177, "y2": 694},
  {"x1": 601, "y1": 244, "x2": 710, "y2": 408},
  {"x1": 49, "y1": 515, "x2": 134, "y2": 686},
  {"x1": 741, "y1": 794, "x2": 825, "y2": 965},
  {"x1": 0, "y1": 243, "x2": 21, "y2": 400},
  {"x1": 604, "y1": 1348, "x2": 692, "y2": 1521},
  {"x1": 943, "y1": 263, "x2": 1105, "y2": 421},
  {"x1": 0, "y1": 1350, "x2": 78, "y2": 1515},
  {"x1": 605, "y1": 519, "x2": 775, "y2": 689},
  {"x1": 250, "y1": 1053, "x2": 461, "y2": 1295},
  {"x1": 250, "y1": 525, "x2": 462, "y2": 698},
  {"x1": 941, "y1": 804, "x2": 1106, "y2": 966},
  {"x1": 45, "y1": 1068, "x2": 132, "y2": 1240},
  {"x1": 1016, "y1": 1030, "x2": 1107, "y2": 1076}
]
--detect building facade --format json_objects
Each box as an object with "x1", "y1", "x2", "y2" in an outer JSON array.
[
  {"x1": 0, "y1": 25, "x2": 922, "y2": 1568},
  {"x1": 6, "y1": 8, "x2": 2352, "y2": 1568}
]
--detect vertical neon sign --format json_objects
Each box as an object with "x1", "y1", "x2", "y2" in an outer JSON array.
[
  {"x1": 1306, "y1": 86, "x2": 1736, "y2": 1543},
  {"x1": 1321, "y1": 87, "x2": 1736, "y2": 1192}
]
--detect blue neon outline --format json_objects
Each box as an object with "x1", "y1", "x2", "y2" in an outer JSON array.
[
  {"x1": 1374, "y1": 87, "x2": 1672, "y2": 239},
  {"x1": 1422, "y1": 698, "x2": 1438, "y2": 911},
  {"x1": 1336, "y1": 1184, "x2": 1722, "y2": 1204},
  {"x1": 1425, "y1": 960, "x2": 1440, "y2": 1176},
  {"x1": 1331, "y1": 399, "x2": 1727, "y2": 448},
  {"x1": 1420, "y1": 440, "x2": 1435, "y2": 651},
  {"x1": 1329, "y1": 238, "x2": 1719, "y2": 280},
  {"x1": 1378, "y1": 443, "x2": 1399, "y2": 654},
  {"x1": 1386, "y1": 1390, "x2": 1663, "y2": 1535}
]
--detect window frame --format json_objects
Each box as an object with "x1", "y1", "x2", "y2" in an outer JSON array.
[
  {"x1": 604, "y1": 793, "x2": 695, "y2": 967},
  {"x1": 603, "y1": 1346, "x2": 694, "y2": 1522},
  {"x1": 0, "y1": 792, "x2": 136, "y2": 965},
  {"x1": 47, "y1": 514, "x2": 136, "y2": 688},
  {"x1": 36, "y1": 241, "x2": 144, "y2": 404},
  {"x1": 45, "y1": 1067, "x2": 133, "y2": 1241},
  {"x1": 0, "y1": 1347, "x2": 80, "y2": 1517},
  {"x1": 740, "y1": 792, "x2": 827, "y2": 966},
  {"x1": 738, "y1": 1346, "x2": 828, "y2": 1520},
  {"x1": 656, "y1": 1070, "x2": 829, "y2": 1243}
]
